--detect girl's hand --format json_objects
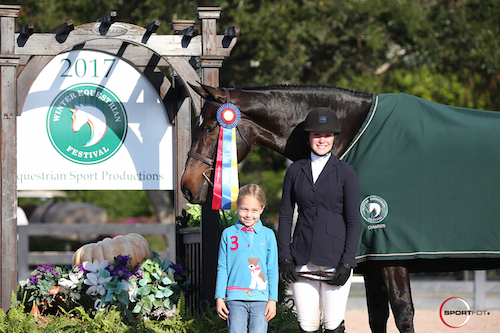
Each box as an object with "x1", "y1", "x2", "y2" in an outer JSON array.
[
  {"x1": 264, "y1": 300, "x2": 276, "y2": 322},
  {"x1": 216, "y1": 298, "x2": 229, "y2": 320}
]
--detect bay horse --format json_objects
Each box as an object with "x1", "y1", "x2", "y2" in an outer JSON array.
[{"x1": 181, "y1": 83, "x2": 415, "y2": 333}]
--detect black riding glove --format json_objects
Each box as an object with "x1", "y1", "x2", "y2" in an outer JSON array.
[
  {"x1": 327, "y1": 263, "x2": 352, "y2": 286},
  {"x1": 279, "y1": 259, "x2": 298, "y2": 283}
]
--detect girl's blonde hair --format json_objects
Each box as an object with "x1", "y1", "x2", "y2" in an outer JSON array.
[{"x1": 237, "y1": 184, "x2": 266, "y2": 208}]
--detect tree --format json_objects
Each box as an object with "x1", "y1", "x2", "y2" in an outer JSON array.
[{"x1": 218, "y1": 0, "x2": 500, "y2": 108}]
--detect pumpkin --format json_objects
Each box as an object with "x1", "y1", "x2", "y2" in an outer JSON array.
[{"x1": 72, "y1": 233, "x2": 153, "y2": 267}]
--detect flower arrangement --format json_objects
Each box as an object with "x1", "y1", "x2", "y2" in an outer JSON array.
[{"x1": 18, "y1": 252, "x2": 189, "y2": 320}]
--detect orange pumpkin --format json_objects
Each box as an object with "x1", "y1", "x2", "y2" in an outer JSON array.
[{"x1": 72, "y1": 233, "x2": 153, "y2": 267}]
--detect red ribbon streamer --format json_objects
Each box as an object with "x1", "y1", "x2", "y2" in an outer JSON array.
[{"x1": 212, "y1": 129, "x2": 224, "y2": 210}]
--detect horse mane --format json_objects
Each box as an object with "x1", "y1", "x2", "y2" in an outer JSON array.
[{"x1": 236, "y1": 84, "x2": 373, "y2": 99}]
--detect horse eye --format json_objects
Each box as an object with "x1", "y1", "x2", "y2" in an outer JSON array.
[{"x1": 205, "y1": 125, "x2": 216, "y2": 133}]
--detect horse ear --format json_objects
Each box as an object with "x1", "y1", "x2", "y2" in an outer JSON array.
[
  {"x1": 188, "y1": 82, "x2": 210, "y2": 99},
  {"x1": 200, "y1": 84, "x2": 226, "y2": 103},
  {"x1": 188, "y1": 82, "x2": 226, "y2": 103}
]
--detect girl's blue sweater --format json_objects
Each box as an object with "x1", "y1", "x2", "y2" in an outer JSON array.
[{"x1": 215, "y1": 220, "x2": 279, "y2": 302}]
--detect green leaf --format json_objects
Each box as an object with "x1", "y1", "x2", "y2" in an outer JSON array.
[
  {"x1": 141, "y1": 298, "x2": 152, "y2": 312},
  {"x1": 103, "y1": 282, "x2": 116, "y2": 290},
  {"x1": 162, "y1": 276, "x2": 172, "y2": 285},
  {"x1": 163, "y1": 298, "x2": 172, "y2": 309},
  {"x1": 104, "y1": 292, "x2": 114, "y2": 303},
  {"x1": 117, "y1": 290, "x2": 129, "y2": 306},
  {"x1": 99, "y1": 269, "x2": 111, "y2": 278},
  {"x1": 137, "y1": 285, "x2": 151, "y2": 296},
  {"x1": 161, "y1": 258, "x2": 171, "y2": 271},
  {"x1": 162, "y1": 288, "x2": 173, "y2": 298},
  {"x1": 132, "y1": 304, "x2": 142, "y2": 313}
]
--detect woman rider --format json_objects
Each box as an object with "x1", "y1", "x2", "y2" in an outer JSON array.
[{"x1": 278, "y1": 107, "x2": 360, "y2": 333}]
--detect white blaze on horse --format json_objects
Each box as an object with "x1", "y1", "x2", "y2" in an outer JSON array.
[{"x1": 71, "y1": 104, "x2": 107, "y2": 147}]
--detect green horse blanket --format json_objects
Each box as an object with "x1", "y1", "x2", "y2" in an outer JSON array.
[{"x1": 342, "y1": 93, "x2": 500, "y2": 269}]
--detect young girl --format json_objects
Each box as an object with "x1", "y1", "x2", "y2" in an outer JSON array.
[{"x1": 215, "y1": 184, "x2": 279, "y2": 333}]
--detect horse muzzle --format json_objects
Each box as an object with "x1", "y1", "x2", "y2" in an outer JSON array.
[
  {"x1": 181, "y1": 178, "x2": 210, "y2": 204},
  {"x1": 180, "y1": 161, "x2": 213, "y2": 204}
]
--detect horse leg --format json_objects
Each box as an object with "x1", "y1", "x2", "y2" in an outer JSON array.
[
  {"x1": 383, "y1": 265, "x2": 415, "y2": 333},
  {"x1": 363, "y1": 262, "x2": 390, "y2": 333}
]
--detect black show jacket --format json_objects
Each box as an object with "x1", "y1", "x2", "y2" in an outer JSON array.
[{"x1": 277, "y1": 154, "x2": 360, "y2": 268}]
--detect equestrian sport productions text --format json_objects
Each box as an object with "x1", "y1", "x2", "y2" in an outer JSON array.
[{"x1": 17, "y1": 170, "x2": 164, "y2": 184}]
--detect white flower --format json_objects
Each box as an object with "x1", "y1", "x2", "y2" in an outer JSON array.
[
  {"x1": 59, "y1": 271, "x2": 84, "y2": 290},
  {"x1": 84, "y1": 272, "x2": 112, "y2": 296},
  {"x1": 121, "y1": 280, "x2": 138, "y2": 301},
  {"x1": 83, "y1": 260, "x2": 109, "y2": 274}
]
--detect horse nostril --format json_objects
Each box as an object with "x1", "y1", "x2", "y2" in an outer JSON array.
[{"x1": 182, "y1": 187, "x2": 194, "y2": 202}]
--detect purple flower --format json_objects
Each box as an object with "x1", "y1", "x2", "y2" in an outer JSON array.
[
  {"x1": 134, "y1": 268, "x2": 144, "y2": 279},
  {"x1": 29, "y1": 273, "x2": 41, "y2": 285},
  {"x1": 170, "y1": 264, "x2": 184, "y2": 279},
  {"x1": 107, "y1": 255, "x2": 141, "y2": 280},
  {"x1": 29, "y1": 264, "x2": 59, "y2": 285},
  {"x1": 73, "y1": 264, "x2": 87, "y2": 275}
]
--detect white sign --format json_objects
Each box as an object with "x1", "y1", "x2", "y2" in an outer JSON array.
[{"x1": 18, "y1": 50, "x2": 174, "y2": 190}]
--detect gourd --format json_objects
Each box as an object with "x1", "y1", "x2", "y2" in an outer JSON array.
[{"x1": 72, "y1": 233, "x2": 153, "y2": 267}]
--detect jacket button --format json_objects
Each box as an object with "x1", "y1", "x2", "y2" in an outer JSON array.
[{"x1": 311, "y1": 203, "x2": 315, "y2": 207}]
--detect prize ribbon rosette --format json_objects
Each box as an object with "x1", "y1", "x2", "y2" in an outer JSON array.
[{"x1": 212, "y1": 103, "x2": 241, "y2": 210}]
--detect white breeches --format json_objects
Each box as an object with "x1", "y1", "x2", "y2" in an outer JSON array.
[{"x1": 292, "y1": 261, "x2": 353, "y2": 331}]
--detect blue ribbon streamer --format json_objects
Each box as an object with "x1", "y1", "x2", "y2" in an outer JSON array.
[{"x1": 221, "y1": 128, "x2": 234, "y2": 210}]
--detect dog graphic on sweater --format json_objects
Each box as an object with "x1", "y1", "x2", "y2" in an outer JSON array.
[{"x1": 248, "y1": 258, "x2": 268, "y2": 290}]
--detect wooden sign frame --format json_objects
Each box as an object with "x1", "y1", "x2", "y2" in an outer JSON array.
[{"x1": 0, "y1": 4, "x2": 237, "y2": 309}]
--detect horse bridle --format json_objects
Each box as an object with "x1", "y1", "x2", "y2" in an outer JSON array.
[
  {"x1": 187, "y1": 89, "x2": 251, "y2": 187},
  {"x1": 187, "y1": 150, "x2": 215, "y2": 186}
]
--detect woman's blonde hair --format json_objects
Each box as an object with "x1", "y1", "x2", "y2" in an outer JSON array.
[{"x1": 237, "y1": 184, "x2": 266, "y2": 208}]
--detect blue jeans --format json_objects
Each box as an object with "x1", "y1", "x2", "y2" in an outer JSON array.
[{"x1": 226, "y1": 300, "x2": 268, "y2": 333}]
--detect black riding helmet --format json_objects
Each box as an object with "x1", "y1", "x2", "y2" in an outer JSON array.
[{"x1": 303, "y1": 107, "x2": 341, "y2": 134}]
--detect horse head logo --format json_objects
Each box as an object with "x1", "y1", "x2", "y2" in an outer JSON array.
[
  {"x1": 71, "y1": 104, "x2": 108, "y2": 147},
  {"x1": 360, "y1": 195, "x2": 389, "y2": 223},
  {"x1": 368, "y1": 202, "x2": 382, "y2": 218}
]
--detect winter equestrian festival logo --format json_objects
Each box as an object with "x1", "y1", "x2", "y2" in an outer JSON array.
[
  {"x1": 47, "y1": 83, "x2": 128, "y2": 164},
  {"x1": 360, "y1": 195, "x2": 389, "y2": 224}
]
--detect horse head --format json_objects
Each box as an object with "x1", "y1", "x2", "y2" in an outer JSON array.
[
  {"x1": 71, "y1": 104, "x2": 108, "y2": 147},
  {"x1": 181, "y1": 84, "x2": 256, "y2": 204},
  {"x1": 71, "y1": 105, "x2": 88, "y2": 132}
]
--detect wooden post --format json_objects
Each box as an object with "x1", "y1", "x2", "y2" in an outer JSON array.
[
  {"x1": 196, "y1": 7, "x2": 224, "y2": 307},
  {"x1": 197, "y1": 7, "x2": 224, "y2": 87},
  {"x1": 174, "y1": 91, "x2": 191, "y2": 225},
  {"x1": 0, "y1": 4, "x2": 20, "y2": 310}
]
